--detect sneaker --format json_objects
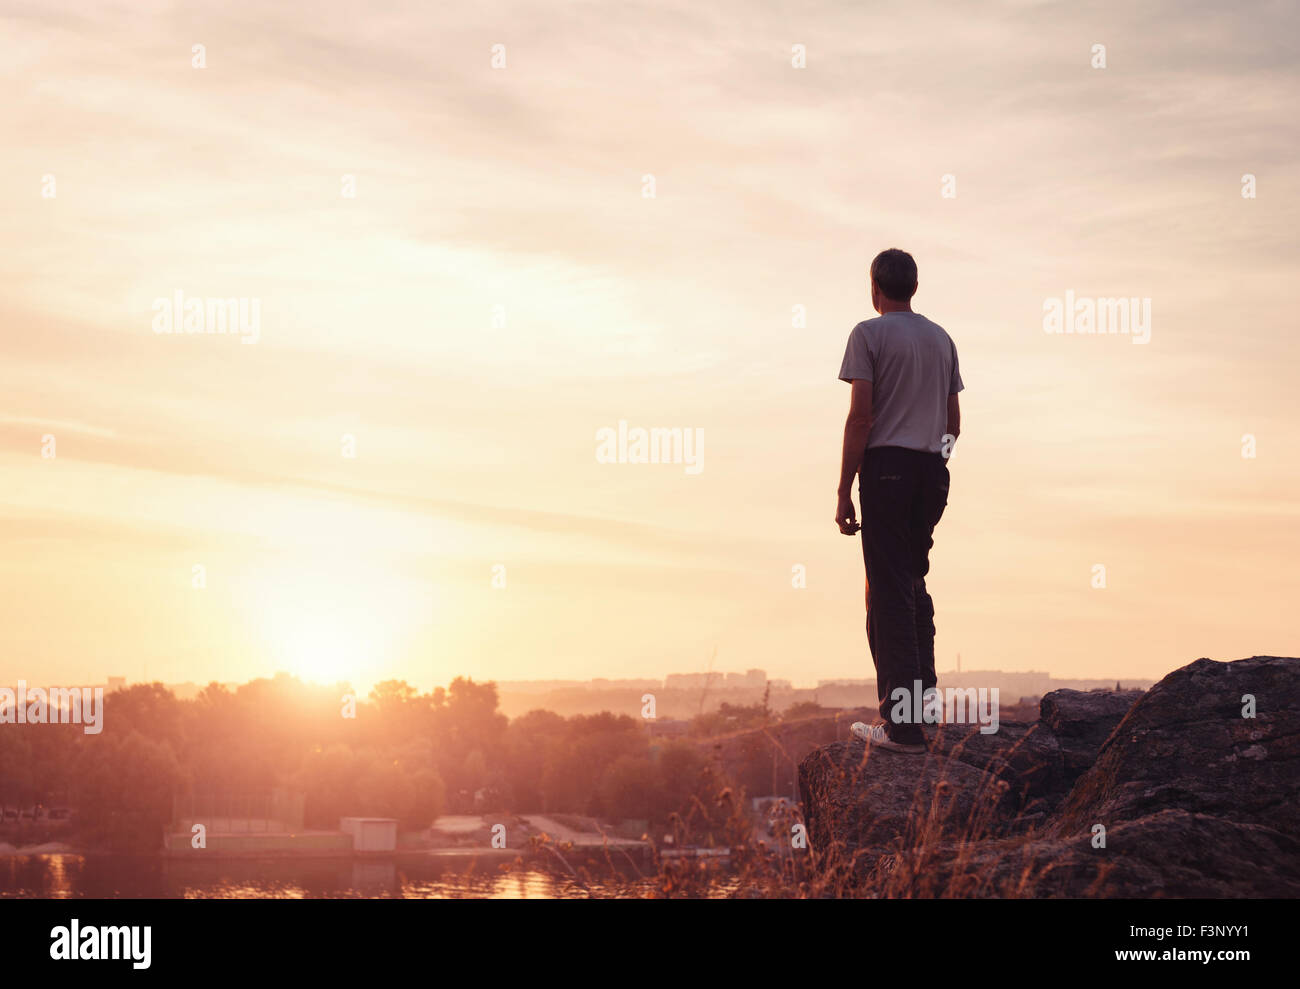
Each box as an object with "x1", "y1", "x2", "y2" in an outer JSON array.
[{"x1": 850, "y1": 721, "x2": 927, "y2": 754}]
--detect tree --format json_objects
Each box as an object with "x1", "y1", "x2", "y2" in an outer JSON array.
[
  {"x1": 597, "y1": 756, "x2": 657, "y2": 819},
  {"x1": 73, "y1": 730, "x2": 182, "y2": 852}
]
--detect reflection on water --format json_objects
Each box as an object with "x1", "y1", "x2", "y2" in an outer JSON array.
[{"x1": 0, "y1": 853, "x2": 655, "y2": 899}]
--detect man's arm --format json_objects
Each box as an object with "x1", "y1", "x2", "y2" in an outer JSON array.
[
  {"x1": 945, "y1": 337, "x2": 963, "y2": 457},
  {"x1": 945, "y1": 392, "x2": 961, "y2": 454},
  {"x1": 835, "y1": 379, "x2": 873, "y2": 534}
]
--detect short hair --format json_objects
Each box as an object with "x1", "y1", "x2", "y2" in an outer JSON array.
[{"x1": 870, "y1": 248, "x2": 918, "y2": 302}]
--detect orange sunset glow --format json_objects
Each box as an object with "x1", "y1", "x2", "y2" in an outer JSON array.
[{"x1": 2, "y1": 0, "x2": 1297, "y2": 700}]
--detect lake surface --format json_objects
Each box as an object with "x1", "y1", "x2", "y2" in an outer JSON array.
[{"x1": 0, "y1": 852, "x2": 659, "y2": 898}]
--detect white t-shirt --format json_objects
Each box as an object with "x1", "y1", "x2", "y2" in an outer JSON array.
[{"x1": 838, "y1": 311, "x2": 963, "y2": 454}]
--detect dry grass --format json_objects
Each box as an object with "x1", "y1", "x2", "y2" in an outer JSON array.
[
  {"x1": 502, "y1": 726, "x2": 1096, "y2": 898},
  {"x1": 646, "y1": 727, "x2": 1075, "y2": 898}
]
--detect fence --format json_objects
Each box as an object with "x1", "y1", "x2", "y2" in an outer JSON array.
[{"x1": 171, "y1": 785, "x2": 305, "y2": 834}]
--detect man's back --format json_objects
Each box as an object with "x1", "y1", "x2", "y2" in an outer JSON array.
[
  {"x1": 838, "y1": 311, "x2": 963, "y2": 454},
  {"x1": 834, "y1": 245, "x2": 961, "y2": 754}
]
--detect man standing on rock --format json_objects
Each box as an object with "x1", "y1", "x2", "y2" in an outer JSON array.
[{"x1": 834, "y1": 248, "x2": 963, "y2": 754}]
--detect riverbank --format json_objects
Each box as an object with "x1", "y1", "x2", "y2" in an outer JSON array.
[
  {"x1": 0, "y1": 841, "x2": 75, "y2": 856},
  {"x1": 148, "y1": 812, "x2": 654, "y2": 860},
  {"x1": 3, "y1": 813, "x2": 659, "y2": 862}
]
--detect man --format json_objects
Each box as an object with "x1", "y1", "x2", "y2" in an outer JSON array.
[{"x1": 834, "y1": 248, "x2": 963, "y2": 754}]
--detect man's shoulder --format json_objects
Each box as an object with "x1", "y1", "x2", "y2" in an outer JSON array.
[
  {"x1": 907, "y1": 311, "x2": 947, "y2": 333},
  {"x1": 851, "y1": 315, "x2": 889, "y2": 336},
  {"x1": 855, "y1": 312, "x2": 949, "y2": 335},
  {"x1": 913, "y1": 313, "x2": 955, "y2": 347},
  {"x1": 853, "y1": 312, "x2": 955, "y2": 343}
]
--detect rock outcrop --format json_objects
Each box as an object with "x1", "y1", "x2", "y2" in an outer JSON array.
[
  {"x1": 1039, "y1": 688, "x2": 1145, "y2": 786},
  {"x1": 798, "y1": 738, "x2": 1017, "y2": 890},
  {"x1": 797, "y1": 656, "x2": 1300, "y2": 896}
]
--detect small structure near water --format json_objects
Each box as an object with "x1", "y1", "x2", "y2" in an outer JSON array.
[{"x1": 340, "y1": 817, "x2": 398, "y2": 853}]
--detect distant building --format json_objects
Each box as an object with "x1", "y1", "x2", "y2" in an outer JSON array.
[
  {"x1": 495, "y1": 680, "x2": 588, "y2": 694},
  {"x1": 340, "y1": 817, "x2": 397, "y2": 853},
  {"x1": 665, "y1": 672, "x2": 724, "y2": 690}
]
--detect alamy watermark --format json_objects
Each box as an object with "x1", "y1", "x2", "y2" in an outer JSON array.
[
  {"x1": 889, "y1": 680, "x2": 1000, "y2": 734},
  {"x1": 152, "y1": 290, "x2": 261, "y2": 344},
  {"x1": 0, "y1": 681, "x2": 104, "y2": 734},
  {"x1": 595, "y1": 420, "x2": 703, "y2": 475},
  {"x1": 50, "y1": 920, "x2": 150, "y2": 969},
  {"x1": 1043, "y1": 290, "x2": 1150, "y2": 344}
]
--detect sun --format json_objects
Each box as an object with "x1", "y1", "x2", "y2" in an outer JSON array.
[
  {"x1": 275, "y1": 615, "x2": 367, "y2": 685},
  {"x1": 244, "y1": 559, "x2": 426, "y2": 688}
]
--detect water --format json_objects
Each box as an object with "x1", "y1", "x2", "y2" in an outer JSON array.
[{"x1": 0, "y1": 852, "x2": 657, "y2": 899}]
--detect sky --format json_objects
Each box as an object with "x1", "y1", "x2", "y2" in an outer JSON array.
[{"x1": 2, "y1": 0, "x2": 1297, "y2": 694}]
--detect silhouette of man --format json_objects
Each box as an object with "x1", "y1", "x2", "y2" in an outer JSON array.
[{"x1": 834, "y1": 249, "x2": 963, "y2": 754}]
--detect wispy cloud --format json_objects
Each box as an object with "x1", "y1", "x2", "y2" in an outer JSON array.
[{"x1": 2, "y1": 0, "x2": 1297, "y2": 688}]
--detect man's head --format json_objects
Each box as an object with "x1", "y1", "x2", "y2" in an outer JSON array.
[{"x1": 870, "y1": 248, "x2": 918, "y2": 313}]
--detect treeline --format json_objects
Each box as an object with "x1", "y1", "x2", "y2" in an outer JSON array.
[{"x1": 0, "y1": 674, "x2": 775, "y2": 851}]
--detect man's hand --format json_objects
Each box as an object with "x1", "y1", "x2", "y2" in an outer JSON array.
[
  {"x1": 837, "y1": 379, "x2": 873, "y2": 532},
  {"x1": 836, "y1": 491, "x2": 860, "y2": 535}
]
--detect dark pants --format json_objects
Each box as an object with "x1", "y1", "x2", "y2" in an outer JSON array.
[{"x1": 859, "y1": 445, "x2": 950, "y2": 745}]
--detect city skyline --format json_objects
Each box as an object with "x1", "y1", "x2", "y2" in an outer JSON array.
[{"x1": 0, "y1": 661, "x2": 1156, "y2": 703}]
